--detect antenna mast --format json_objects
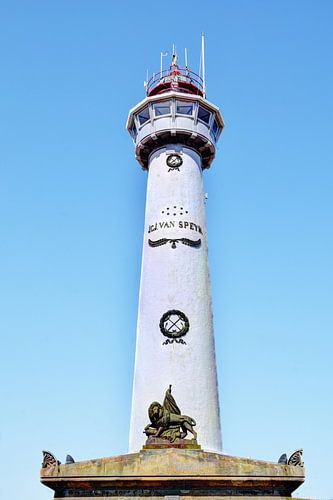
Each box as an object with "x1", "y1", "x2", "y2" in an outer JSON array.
[
  {"x1": 201, "y1": 32, "x2": 206, "y2": 98},
  {"x1": 160, "y1": 51, "x2": 168, "y2": 75},
  {"x1": 144, "y1": 69, "x2": 149, "y2": 91}
]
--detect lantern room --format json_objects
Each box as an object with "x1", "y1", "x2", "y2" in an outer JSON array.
[{"x1": 126, "y1": 58, "x2": 224, "y2": 170}]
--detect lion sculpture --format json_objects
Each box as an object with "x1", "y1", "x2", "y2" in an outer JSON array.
[{"x1": 144, "y1": 385, "x2": 197, "y2": 443}]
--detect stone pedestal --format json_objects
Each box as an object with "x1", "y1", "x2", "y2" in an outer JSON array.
[
  {"x1": 143, "y1": 437, "x2": 201, "y2": 450},
  {"x1": 40, "y1": 447, "x2": 306, "y2": 499}
]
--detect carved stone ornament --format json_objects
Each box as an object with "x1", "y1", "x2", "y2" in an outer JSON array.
[
  {"x1": 160, "y1": 310, "x2": 189, "y2": 345},
  {"x1": 66, "y1": 454, "x2": 75, "y2": 464},
  {"x1": 42, "y1": 450, "x2": 60, "y2": 468},
  {"x1": 144, "y1": 385, "x2": 197, "y2": 443},
  {"x1": 287, "y1": 449, "x2": 304, "y2": 467},
  {"x1": 166, "y1": 154, "x2": 183, "y2": 171},
  {"x1": 149, "y1": 238, "x2": 201, "y2": 249},
  {"x1": 278, "y1": 453, "x2": 288, "y2": 464}
]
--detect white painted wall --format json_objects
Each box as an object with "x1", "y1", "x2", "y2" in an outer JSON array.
[{"x1": 129, "y1": 145, "x2": 222, "y2": 453}]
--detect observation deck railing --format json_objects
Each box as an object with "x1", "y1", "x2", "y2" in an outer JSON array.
[{"x1": 146, "y1": 67, "x2": 204, "y2": 97}]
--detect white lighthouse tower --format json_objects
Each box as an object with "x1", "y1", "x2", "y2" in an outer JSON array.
[
  {"x1": 127, "y1": 48, "x2": 224, "y2": 453},
  {"x1": 41, "y1": 44, "x2": 306, "y2": 500}
]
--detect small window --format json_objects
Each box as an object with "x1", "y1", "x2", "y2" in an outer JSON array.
[
  {"x1": 176, "y1": 102, "x2": 193, "y2": 115},
  {"x1": 211, "y1": 119, "x2": 220, "y2": 141},
  {"x1": 130, "y1": 122, "x2": 138, "y2": 140},
  {"x1": 137, "y1": 106, "x2": 150, "y2": 125},
  {"x1": 154, "y1": 102, "x2": 171, "y2": 116},
  {"x1": 198, "y1": 105, "x2": 211, "y2": 124}
]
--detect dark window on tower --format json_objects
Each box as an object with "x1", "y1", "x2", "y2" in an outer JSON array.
[
  {"x1": 137, "y1": 106, "x2": 150, "y2": 125},
  {"x1": 130, "y1": 122, "x2": 138, "y2": 140},
  {"x1": 154, "y1": 102, "x2": 171, "y2": 116},
  {"x1": 176, "y1": 102, "x2": 193, "y2": 115},
  {"x1": 211, "y1": 119, "x2": 220, "y2": 141},
  {"x1": 198, "y1": 106, "x2": 211, "y2": 124}
]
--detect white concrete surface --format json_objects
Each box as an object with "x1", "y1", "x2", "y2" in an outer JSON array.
[{"x1": 129, "y1": 145, "x2": 222, "y2": 453}]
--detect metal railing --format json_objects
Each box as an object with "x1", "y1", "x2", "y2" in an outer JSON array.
[{"x1": 146, "y1": 67, "x2": 204, "y2": 96}]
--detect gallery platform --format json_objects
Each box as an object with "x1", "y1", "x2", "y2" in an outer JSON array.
[{"x1": 40, "y1": 447, "x2": 307, "y2": 499}]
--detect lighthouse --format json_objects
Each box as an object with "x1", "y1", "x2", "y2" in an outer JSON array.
[
  {"x1": 41, "y1": 42, "x2": 306, "y2": 500},
  {"x1": 126, "y1": 49, "x2": 224, "y2": 453}
]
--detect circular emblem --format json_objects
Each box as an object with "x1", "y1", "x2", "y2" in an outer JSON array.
[
  {"x1": 159, "y1": 310, "x2": 189, "y2": 342},
  {"x1": 166, "y1": 154, "x2": 183, "y2": 170}
]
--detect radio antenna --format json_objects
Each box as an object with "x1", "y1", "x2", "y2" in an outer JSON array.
[
  {"x1": 144, "y1": 69, "x2": 149, "y2": 91},
  {"x1": 201, "y1": 32, "x2": 206, "y2": 98},
  {"x1": 160, "y1": 51, "x2": 168, "y2": 75}
]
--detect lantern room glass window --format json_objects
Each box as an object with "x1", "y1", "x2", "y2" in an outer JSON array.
[
  {"x1": 137, "y1": 106, "x2": 150, "y2": 126},
  {"x1": 154, "y1": 102, "x2": 171, "y2": 116},
  {"x1": 211, "y1": 119, "x2": 220, "y2": 141},
  {"x1": 198, "y1": 106, "x2": 211, "y2": 124},
  {"x1": 176, "y1": 102, "x2": 193, "y2": 115},
  {"x1": 130, "y1": 122, "x2": 138, "y2": 140}
]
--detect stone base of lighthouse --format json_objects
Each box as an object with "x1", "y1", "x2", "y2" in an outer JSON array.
[{"x1": 40, "y1": 447, "x2": 307, "y2": 499}]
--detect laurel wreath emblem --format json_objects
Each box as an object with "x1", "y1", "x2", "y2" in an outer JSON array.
[{"x1": 159, "y1": 310, "x2": 190, "y2": 345}]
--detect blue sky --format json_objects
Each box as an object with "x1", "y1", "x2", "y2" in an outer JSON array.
[{"x1": 0, "y1": 1, "x2": 332, "y2": 499}]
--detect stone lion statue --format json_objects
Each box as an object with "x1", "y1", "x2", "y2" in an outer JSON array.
[{"x1": 144, "y1": 385, "x2": 197, "y2": 443}]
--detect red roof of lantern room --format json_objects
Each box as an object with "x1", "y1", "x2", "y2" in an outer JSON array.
[{"x1": 146, "y1": 65, "x2": 204, "y2": 98}]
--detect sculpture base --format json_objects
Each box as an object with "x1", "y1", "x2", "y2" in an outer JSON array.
[
  {"x1": 143, "y1": 436, "x2": 201, "y2": 449},
  {"x1": 40, "y1": 448, "x2": 308, "y2": 499}
]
